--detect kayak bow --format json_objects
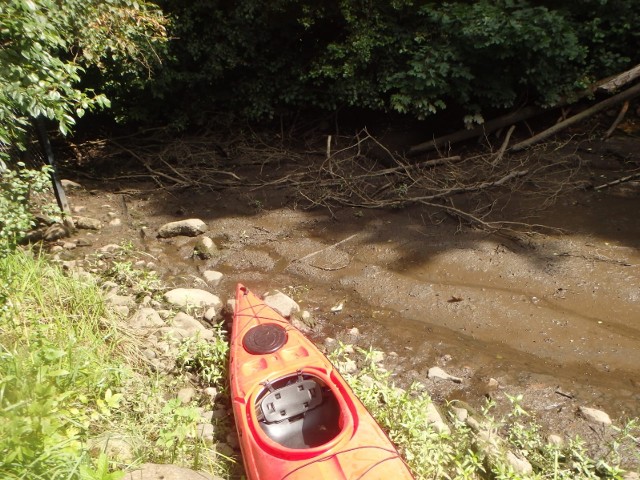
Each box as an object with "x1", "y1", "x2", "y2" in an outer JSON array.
[{"x1": 230, "y1": 284, "x2": 415, "y2": 480}]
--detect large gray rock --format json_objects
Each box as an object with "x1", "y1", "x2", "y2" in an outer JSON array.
[
  {"x1": 193, "y1": 236, "x2": 218, "y2": 260},
  {"x1": 123, "y1": 463, "x2": 220, "y2": 480},
  {"x1": 164, "y1": 288, "x2": 222, "y2": 310},
  {"x1": 427, "y1": 366, "x2": 462, "y2": 383},
  {"x1": 157, "y1": 219, "x2": 206, "y2": 238}
]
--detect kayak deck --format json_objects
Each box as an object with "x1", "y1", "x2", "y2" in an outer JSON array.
[{"x1": 230, "y1": 284, "x2": 415, "y2": 479}]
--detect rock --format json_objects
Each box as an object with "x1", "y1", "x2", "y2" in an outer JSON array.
[
  {"x1": 348, "y1": 327, "x2": 360, "y2": 338},
  {"x1": 106, "y1": 293, "x2": 136, "y2": 308},
  {"x1": 61, "y1": 179, "x2": 83, "y2": 189},
  {"x1": 203, "y1": 307, "x2": 218, "y2": 322},
  {"x1": 339, "y1": 358, "x2": 358, "y2": 374},
  {"x1": 75, "y1": 238, "x2": 92, "y2": 247},
  {"x1": 177, "y1": 387, "x2": 197, "y2": 404},
  {"x1": 44, "y1": 223, "x2": 71, "y2": 241},
  {"x1": 193, "y1": 237, "x2": 218, "y2": 260},
  {"x1": 196, "y1": 423, "x2": 215, "y2": 442},
  {"x1": 62, "y1": 241, "x2": 76, "y2": 250},
  {"x1": 324, "y1": 337, "x2": 338, "y2": 353},
  {"x1": 579, "y1": 406, "x2": 612, "y2": 425},
  {"x1": 451, "y1": 406, "x2": 468, "y2": 422},
  {"x1": 547, "y1": 434, "x2": 564, "y2": 447},
  {"x1": 623, "y1": 472, "x2": 640, "y2": 480},
  {"x1": 98, "y1": 244, "x2": 122, "y2": 254},
  {"x1": 129, "y1": 308, "x2": 164, "y2": 329},
  {"x1": 88, "y1": 432, "x2": 136, "y2": 464},
  {"x1": 171, "y1": 312, "x2": 214, "y2": 340},
  {"x1": 425, "y1": 402, "x2": 450, "y2": 434},
  {"x1": 215, "y1": 443, "x2": 235, "y2": 458},
  {"x1": 72, "y1": 205, "x2": 86, "y2": 213},
  {"x1": 112, "y1": 305, "x2": 130, "y2": 317},
  {"x1": 203, "y1": 270, "x2": 223, "y2": 286},
  {"x1": 157, "y1": 218, "x2": 206, "y2": 238},
  {"x1": 164, "y1": 288, "x2": 222, "y2": 310},
  {"x1": 264, "y1": 291, "x2": 300, "y2": 317},
  {"x1": 123, "y1": 463, "x2": 219, "y2": 480},
  {"x1": 109, "y1": 217, "x2": 122, "y2": 227},
  {"x1": 203, "y1": 386, "x2": 218, "y2": 403},
  {"x1": 487, "y1": 378, "x2": 500, "y2": 389},
  {"x1": 506, "y1": 450, "x2": 533, "y2": 475},
  {"x1": 74, "y1": 216, "x2": 102, "y2": 230},
  {"x1": 428, "y1": 366, "x2": 463, "y2": 383},
  {"x1": 226, "y1": 431, "x2": 240, "y2": 449}
]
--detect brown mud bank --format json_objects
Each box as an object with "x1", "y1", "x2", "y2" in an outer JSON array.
[{"x1": 65, "y1": 176, "x2": 640, "y2": 429}]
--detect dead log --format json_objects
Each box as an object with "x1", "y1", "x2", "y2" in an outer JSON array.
[
  {"x1": 407, "y1": 106, "x2": 542, "y2": 156},
  {"x1": 597, "y1": 63, "x2": 640, "y2": 93},
  {"x1": 509, "y1": 82, "x2": 640, "y2": 152},
  {"x1": 408, "y1": 63, "x2": 640, "y2": 156}
]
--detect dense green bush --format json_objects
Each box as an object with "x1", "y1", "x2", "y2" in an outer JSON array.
[{"x1": 149, "y1": 0, "x2": 640, "y2": 124}]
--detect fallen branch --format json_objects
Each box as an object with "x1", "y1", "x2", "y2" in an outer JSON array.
[
  {"x1": 293, "y1": 234, "x2": 359, "y2": 264},
  {"x1": 604, "y1": 101, "x2": 629, "y2": 139},
  {"x1": 510, "y1": 82, "x2": 640, "y2": 152},
  {"x1": 594, "y1": 171, "x2": 640, "y2": 191},
  {"x1": 408, "y1": 106, "x2": 541, "y2": 156},
  {"x1": 597, "y1": 63, "x2": 640, "y2": 93}
]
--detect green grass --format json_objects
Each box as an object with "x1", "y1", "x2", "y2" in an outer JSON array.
[{"x1": 0, "y1": 248, "x2": 235, "y2": 479}]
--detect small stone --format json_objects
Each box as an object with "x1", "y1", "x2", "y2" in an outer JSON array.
[
  {"x1": 165, "y1": 288, "x2": 222, "y2": 310},
  {"x1": 451, "y1": 406, "x2": 468, "y2": 422},
  {"x1": 193, "y1": 236, "x2": 218, "y2": 260},
  {"x1": 340, "y1": 359, "x2": 357, "y2": 374},
  {"x1": 157, "y1": 219, "x2": 206, "y2": 238},
  {"x1": 622, "y1": 472, "x2": 640, "y2": 480},
  {"x1": 72, "y1": 205, "x2": 86, "y2": 213},
  {"x1": 579, "y1": 406, "x2": 612, "y2": 425},
  {"x1": 547, "y1": 434, "x2": 564, "y2": 447},
  {"x1": 487, "y1": 378, "x2": 500, "y2": 389},
  {"x1": 203, "y1": 307, "x2": 218, "y2": 322},
  {"x1": 428, "y1": 366, "x2": 463, "y2": 383},
  {"x1": 324, "y1": 337, "x2": 338, "y2": 353},
  {"x1": 226, "y1": 431, "x2": 240, "y2": 449},
  {"x1": 196, "y1": 423, "x2": 215, "y2": 443},
  {"x1": 112, "y1": 305, "x2": 129, "y2": 317},
  {"x1": 203, "y1": 387, "x2": 218, "y2": 403},
  {"x1": 203, "y1": 270, "x2": 223, "y2": 286},
  {"x1": 264, "y1": 291, "x2": 300, "y2": 317},
  {"x1": 348, "y1": 327, "x2": 360, "y2": 337},
  {"x1": 506, "y1": 451, "x2": 533, "y2": 475},
  {"x1": 129, "y1": 308, "x2": 164, "y2": 329},
  {"x1": 171, "y1": 312, "x2": 214, "y2": 340},
  {"x1": 62, "y1": 241, "x2": 76, "y2": 250},
  {"x1": 74, "y1": 216, "x2": 102, "y2": 230},
  {"x1": 215, "y1": 442, "x2": 235, "y2": 457},
  {"x1": 425, "y1": 402, "x2": 450, "y2": 434},
  {"x1": 109, "y1": 218, "x2": 122, "y2": 227},
  {"x1": 97, "y1": 244, "x2": 122, "y2": 254},
  {"x1": 61, "y1": 179, "x2": 83, "y2": 189},
  {"x1": 75, "y1": 238, "x2": 92, "y2": 247},
  {"x1": 177, "y1": 387, "x2": 196, "y2": 404}
]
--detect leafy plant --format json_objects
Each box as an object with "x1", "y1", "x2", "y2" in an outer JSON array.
[
  {"x1": 0, "y1": 162, "x2": 56, "y2": 252},
  {"x1": 175, "y1": 330, "x2": 230, "y2": 390}
]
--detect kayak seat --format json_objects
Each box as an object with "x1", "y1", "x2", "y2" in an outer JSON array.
[{"x1": 257, "y1": 374, "x2": 342, "y2": 449}]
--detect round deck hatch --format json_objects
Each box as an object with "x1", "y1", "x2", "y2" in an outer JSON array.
[{"x1": 243, "y1": 323, "x2": 287, "y2": 354}]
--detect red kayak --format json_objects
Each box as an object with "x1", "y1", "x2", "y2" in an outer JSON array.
[{"x1": 230, "y1": 284, "x2": 415, "y2": 479}]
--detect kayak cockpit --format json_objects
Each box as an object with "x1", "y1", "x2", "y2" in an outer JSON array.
[{"x1": 255, "y1": 372, "x2": 343, "y2": 449}]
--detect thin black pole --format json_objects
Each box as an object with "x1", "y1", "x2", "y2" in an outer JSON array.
[{"x1": 34, "y1": 117, "x2": 72, "y2": 218}]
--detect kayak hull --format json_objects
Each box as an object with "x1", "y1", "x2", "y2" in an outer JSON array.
[{"x1": 230, "y1": 284, "x2": 414, "y2": 480}]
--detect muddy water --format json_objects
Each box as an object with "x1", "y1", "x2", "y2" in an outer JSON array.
[{"x1": 72, "y1": 183, "x2": 640, "y2": 427}]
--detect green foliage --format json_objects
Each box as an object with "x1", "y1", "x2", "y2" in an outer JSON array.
[
  {"x1": 149, "y1": 0, "x2": 640, "y2": 124},
  {"x1": 0, "y1": 162, "x2": 56, "y2": 253},
  {"x1": 0, "y1": 249, "x2": 125, "y2": 479},
  {"x1": 0, "y1": 0, "x2": 167, "y2": 148},
  {"x1": 175, "y1": 331, "x2": 229, "y2": 390},
  {"x1": 329, "y1": 343, "x2": 640, "y2": 479}
]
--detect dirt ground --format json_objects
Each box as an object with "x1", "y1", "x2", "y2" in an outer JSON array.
[{"x1": 57, "y1": 126, "x2": 640, "y2": 455}]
